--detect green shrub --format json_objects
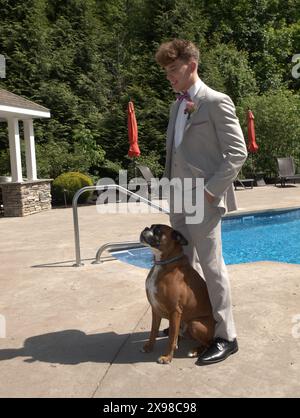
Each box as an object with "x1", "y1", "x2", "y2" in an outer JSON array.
[
  {"x1": 126, "y1": 151, "x2": 164, "y2": 180},
  {"x1": 36, "y1": 139, "x2": 105, "y2": 179},
  {"x1": 97, "y1": 159, "x2": 123, "y2": 182},
  {"x1": 52, "y1": 172, "x2": 93, "y2": 205}
]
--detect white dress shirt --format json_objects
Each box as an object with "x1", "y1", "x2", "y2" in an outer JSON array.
[{"x1": 174, "y1": 78, "x2": 203, "y2": 149}]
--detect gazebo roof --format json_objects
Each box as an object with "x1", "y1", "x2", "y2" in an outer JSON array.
[{"x1": 0, "y1": 88, "x2": 50, "y2": 120}]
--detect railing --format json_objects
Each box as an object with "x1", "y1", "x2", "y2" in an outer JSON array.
[
  {"x1": 72, "y1": 184, "x2": 169, "y2": 267},
  {"x1": 93, "y1": 241, "x2": 147, "y2": 264}
]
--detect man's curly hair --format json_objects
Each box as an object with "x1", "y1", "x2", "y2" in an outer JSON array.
[{"x1": 155, "y1": 39, "x2": 200, "y2": 67}]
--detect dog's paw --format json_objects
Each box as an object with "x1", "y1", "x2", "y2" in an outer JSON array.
[
  {"x1": 157, "y1": 355, "x2": 172, "y2": 364},
  {"x1": 141, "y1": 342, "x2": 153, "y2": 353}
]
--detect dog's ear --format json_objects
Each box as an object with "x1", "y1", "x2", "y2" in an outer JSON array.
[{"x1": 171, "y1": 230, "x2": 188, "y2": 246}]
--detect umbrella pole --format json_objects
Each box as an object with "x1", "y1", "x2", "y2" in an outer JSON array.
[
  {"x1": 251, "y1": 153, "x2": 255, "y2": 177},
  {"x1": 130, "y1": 157, "x2": 137, "y2": 183},
  {"x1": 133, "y1": 158, "x2": 137, "y2": 181}
]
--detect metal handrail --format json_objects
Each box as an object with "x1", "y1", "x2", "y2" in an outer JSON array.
[
  {"x1": 72, "y1": 184, "x2": 169, "y2": 267},
  {"x1": 93, "y1": 241, "x2": 147, "y2": 264}
]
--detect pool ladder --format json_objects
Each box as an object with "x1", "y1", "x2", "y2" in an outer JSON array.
[
  {"x1": 93, "y1": 241, "x2": 147, "y2": 264},
  {"x1": 72, "y1": 184, "x2": 169, "y2": 267},
  {"x1": 242, "y1": 215, "x2": 255, "y2": 223}
]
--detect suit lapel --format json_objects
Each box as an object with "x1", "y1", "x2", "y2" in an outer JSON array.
[{"x1": 184, "y1": 82, "x2": 207, "y2": 133}]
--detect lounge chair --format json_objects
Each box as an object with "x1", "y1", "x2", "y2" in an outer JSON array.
[
  {"x1": 276, "y1": 157, "x2": 300, "y2": 187},
  {"x1": 234, "y1": 178, "x2": 254, "y2": 190}
]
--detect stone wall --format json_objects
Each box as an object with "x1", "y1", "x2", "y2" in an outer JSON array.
[{"x1": 1, "y1": 180, "x2": 52, "y2": 217}]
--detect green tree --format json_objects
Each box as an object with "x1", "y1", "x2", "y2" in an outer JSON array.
[
  {"x1": 237, "y1": 90, "x2": 300, "y2": 176},
  {"x1": 200, "y1": 43, "x2": 258, "y2": 103},
  {"x1": 0, "y1": 0, "x2": 299, "y2": 181}
]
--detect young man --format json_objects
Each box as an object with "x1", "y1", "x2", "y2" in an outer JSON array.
[{"x1": 155, "y1": 39, "x2": 247, "y2": 365}]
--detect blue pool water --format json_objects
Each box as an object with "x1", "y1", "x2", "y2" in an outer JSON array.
[{"x1": 112, "y1": 209, "x2": 300, "y2": 268}]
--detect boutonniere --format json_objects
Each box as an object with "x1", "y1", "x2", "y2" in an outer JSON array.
[{"x1": 184, "y1": 100, "x2": 196, "y2": 119}]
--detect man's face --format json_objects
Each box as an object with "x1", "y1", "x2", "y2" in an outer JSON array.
[{"x1": 164, "y1": 58, "x2": 194, "y2": 93}]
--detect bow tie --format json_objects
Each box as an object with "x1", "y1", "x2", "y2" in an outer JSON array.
[{"x1": 176, "y1": 91, "x2": 191, "y2": 102}]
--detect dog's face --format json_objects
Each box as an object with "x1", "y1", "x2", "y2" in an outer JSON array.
[{"x1": 140, "y1": 224, "x2": 188, "y2": 256}]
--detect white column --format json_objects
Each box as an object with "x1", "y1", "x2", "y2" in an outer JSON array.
[
  {"x1": 24, "y1": 119, "x2": 37, "y2": 181},
  {"x1": 7, "y1": 118, "x2": 23, "y2": 182}
]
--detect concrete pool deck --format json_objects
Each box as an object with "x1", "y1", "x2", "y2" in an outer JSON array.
[{"x1": 0, "y1": 184, "x2": 300, "y2": 398}]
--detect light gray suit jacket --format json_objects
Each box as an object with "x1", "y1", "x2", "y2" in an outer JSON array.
[{"x1": 164, "y1": 81, "x2": 248, "y2": 214}]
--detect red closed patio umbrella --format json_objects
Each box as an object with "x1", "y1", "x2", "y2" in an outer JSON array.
[
  {"x1": 247, "y1": 109, "x2": 258, "y2": 153},
  {"x1": 247, "y1": 109, "x2": 259, "y2": 177},
  {"x1": 127, "y1": 101, "x2": 140, "y2": 158}
]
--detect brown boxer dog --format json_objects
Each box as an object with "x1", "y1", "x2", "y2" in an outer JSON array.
[{"x1": 140, "y1": 224, "x2": 215, "y2": 364}]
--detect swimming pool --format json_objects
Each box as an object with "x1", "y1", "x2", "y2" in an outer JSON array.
[{"x1": 112, "y1": 208, "x2": 300, "y2": 268}]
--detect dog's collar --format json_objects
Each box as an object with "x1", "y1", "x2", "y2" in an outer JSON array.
[{"x1": 154, "y1": 253, "x2": 185, "y2": 266}]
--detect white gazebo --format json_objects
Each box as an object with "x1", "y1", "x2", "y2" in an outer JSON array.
[{"x1": 0, "y1": 88, "x2": 52, "y2": 216}]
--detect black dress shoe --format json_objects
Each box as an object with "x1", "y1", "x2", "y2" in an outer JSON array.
[{"x1": 196, "y1": 338, "x2": 238, "y2": 366}]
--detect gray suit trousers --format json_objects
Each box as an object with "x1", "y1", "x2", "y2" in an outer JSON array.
[{"x1": 169, "y1": 198, "x2": 237, "y2": 341}]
